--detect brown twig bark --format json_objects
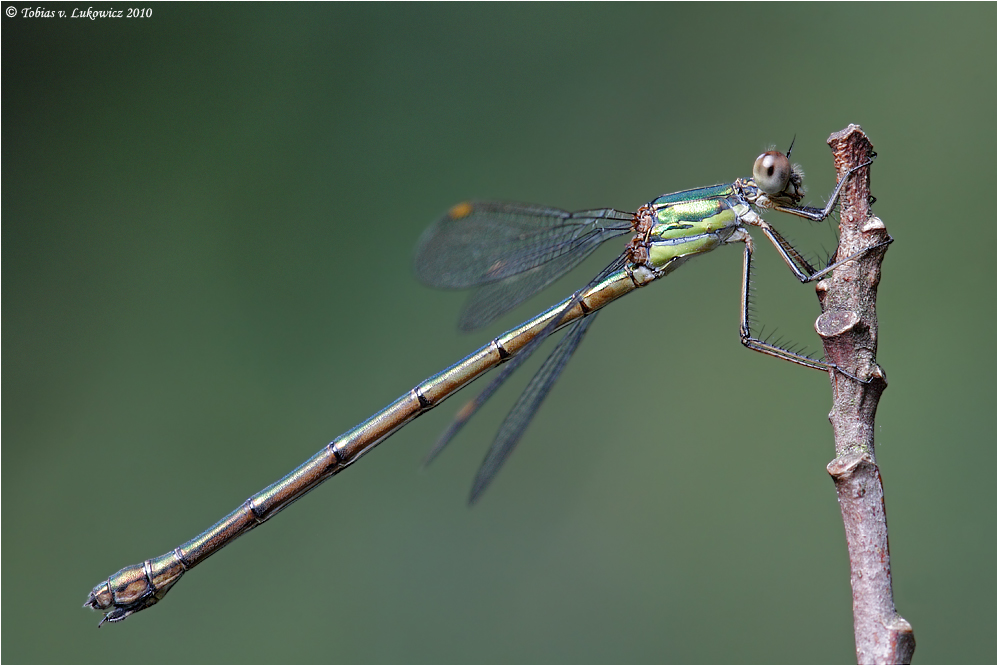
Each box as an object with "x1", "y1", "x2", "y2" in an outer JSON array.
[{"x1": 813, "y1": 125, "x2": 914, "y2": 664}]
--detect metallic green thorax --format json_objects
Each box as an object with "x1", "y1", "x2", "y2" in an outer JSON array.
[{"x1": 644, "y1": 184, "x2": 749, "y2": 271}]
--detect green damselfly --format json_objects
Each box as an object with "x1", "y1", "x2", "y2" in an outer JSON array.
[{"x1": 86, "y1": 143, "x2": 883, "y2": 625}]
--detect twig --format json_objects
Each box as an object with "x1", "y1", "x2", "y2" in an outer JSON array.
[{"x1": 814, "y1": 125, "x2": 914, "y2": 664}]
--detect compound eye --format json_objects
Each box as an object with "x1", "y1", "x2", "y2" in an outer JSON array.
[{"x1": 753, "y1": 150, "x2": 791, "y2": 195}]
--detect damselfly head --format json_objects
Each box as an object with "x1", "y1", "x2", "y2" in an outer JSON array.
[
  {"x1": 752, "y1": 150, "x2": 805, "y2": 202},
  {"x1": 753, "y1": 150, "x2": 792, "y2": 195}
]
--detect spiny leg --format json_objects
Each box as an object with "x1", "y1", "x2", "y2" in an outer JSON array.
[
  {"x1": 737, "y1": 232, "x2": 827, "y2": 372},
  {"x1": 772, "y1": 157, "x2": 875, "y2": 221},
  {"x1": 735, "y1": 231, "x2": 888, "y2": 383},
  {"x1": 746, "y1": 212, "x2": 893, "y2": 285}
]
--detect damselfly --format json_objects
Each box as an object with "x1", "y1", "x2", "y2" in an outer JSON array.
[{"x1": 86, "y1": 142, "x2": 882, "y2": 625}]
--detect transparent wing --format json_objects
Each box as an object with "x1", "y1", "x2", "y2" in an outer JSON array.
[
  {"x1": 468, "y1": 312, "x2": 597, "y2": 504},
  {"x1": 414, "y1": 201, "x2": 632, "y2": 330},
  {"x1": 423, "y1": 255, "x2": 628, "y2": 502}
]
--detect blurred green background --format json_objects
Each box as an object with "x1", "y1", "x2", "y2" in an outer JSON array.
[{"x1": 3, "y1": 3, "x2": 994, "y2": 663}]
